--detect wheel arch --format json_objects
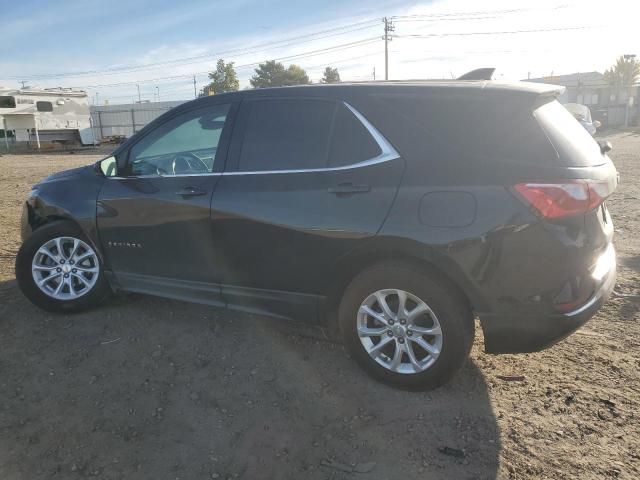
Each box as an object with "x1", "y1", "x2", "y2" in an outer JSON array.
[
  {"x1": 22, "y1": 201, "x2": 106, "y2": 266},
  {"x1": 322, "y1": 238, "x2": 486, "y2": 332}
]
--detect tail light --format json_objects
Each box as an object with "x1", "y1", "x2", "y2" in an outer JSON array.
[{"x1": 513, "y1": 180, "x2": 613, "y2": 219}]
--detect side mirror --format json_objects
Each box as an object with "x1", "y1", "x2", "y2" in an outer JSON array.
[
  {"x1": 98, "y1": 156, "x2": 118, "y2": 177},
  {"x1": 598, "y1": 141, "x2": 612, "y2": 155},
  {"x1": 593, "y1": 120, "x2": 602, "y2": 129}
]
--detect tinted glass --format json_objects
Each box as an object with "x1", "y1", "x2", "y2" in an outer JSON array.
[
  {"x1": 36, "y1": 101, "x2": 53, "y2": 112},
  {"x1": 361, "y1": 93, "x2": 558, "y2": 168},
  {"x1": 238, "y1": 99, "x2": 335, "y2": 171},
  {"x1": 0, "y1": 96, "x2": 16, "y2": 108},
  {"x1": 129, "y1": 103, "x2": 230, "y2": 176},
  {"x1": 329, "y1": 104, "x2": 381, "y2": 167},
  {"x1": 534, "y1": 100, "x2": 604, "y2": 166}
]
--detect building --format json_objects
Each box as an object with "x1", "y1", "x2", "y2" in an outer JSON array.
[
  {"x1": 0, "y1": 87, "x2": 93, "y2": 149},
  {"x1": 526, "y1": 72, "x2": 639, "y2": 127}
]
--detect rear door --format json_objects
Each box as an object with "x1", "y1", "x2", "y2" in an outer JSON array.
[{"x1": 209, "y1": 97, "x2": 404, "y2": 316}]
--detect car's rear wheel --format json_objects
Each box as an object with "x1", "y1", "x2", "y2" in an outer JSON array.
[
  {"x1": 15, "y1": 221, "x2": 110, "y2": 313},
  {"x1": 338, "y1": 262, "x2": 473, "y2": 390}
]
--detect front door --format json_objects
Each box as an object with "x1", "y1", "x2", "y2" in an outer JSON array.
[{"x1": 97, "y1": 102, "x2": 235, "y2": 301}]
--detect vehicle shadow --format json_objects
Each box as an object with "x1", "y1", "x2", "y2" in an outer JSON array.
[{"x1": 0, "y1": 281, "x2": 500, "y2": 480}]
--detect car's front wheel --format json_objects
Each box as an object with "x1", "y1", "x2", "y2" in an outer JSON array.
[
  {"x1": 339, "y1": 262, "x2": 474, "y2": 390},
  {"x1": 15, "y1": 221, "x2": 110, "y2": 313}
]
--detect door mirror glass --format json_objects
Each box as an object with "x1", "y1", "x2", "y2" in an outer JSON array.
[{"x1": 99, "y1": 156, "x2": 118, "y2": 177}]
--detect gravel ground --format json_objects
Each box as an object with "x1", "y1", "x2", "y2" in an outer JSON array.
[{"x1": 0, "y1": 135, "x2": 638, "y2": 480}]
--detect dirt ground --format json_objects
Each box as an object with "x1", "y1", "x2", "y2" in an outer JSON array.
[{"x1": 0, "y1": 135, "x2": 638, "y2": 480}]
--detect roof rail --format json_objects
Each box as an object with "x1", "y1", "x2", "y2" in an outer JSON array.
[{"x1": 457, "y1": 68, "x2": 495, "y2": 81}]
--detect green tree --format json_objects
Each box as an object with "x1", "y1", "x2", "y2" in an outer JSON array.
[
  {"x1": 321, "y1": 66, "x2": 340, "y2": 83},
  {"x1": 604, "y1": 56, "x2": 640, "y2": 87},
  {"x1": 200, "y1": 59, "x2": 239, "y2": 96},
  {"x1": 284, "y1": 64, "x2": 310, "y2": 85},
  {"x1": 250, "y1": 60, "x2": 310, "y2": 88}
]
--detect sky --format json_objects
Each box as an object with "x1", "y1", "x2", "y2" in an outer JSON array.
[{"x1": 1, "y1": 0, "x2": 638, "y2": 105}]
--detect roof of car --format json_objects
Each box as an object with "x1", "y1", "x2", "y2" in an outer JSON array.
[{"x1": 195, "y1": 79, "x2": 564, "y2": 103}]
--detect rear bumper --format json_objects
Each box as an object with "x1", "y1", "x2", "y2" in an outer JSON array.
[{"x1": 480, "y1": 244, "x2": 616, "y2": 354}]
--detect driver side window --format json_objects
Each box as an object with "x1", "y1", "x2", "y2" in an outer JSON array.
[{"x1": 128, "y1": 103, "x2": 231, "y2": 176}]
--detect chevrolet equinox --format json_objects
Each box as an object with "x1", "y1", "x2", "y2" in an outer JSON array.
[{"x1": 16, "y1": 79, "x2": 618, "y2": 389}]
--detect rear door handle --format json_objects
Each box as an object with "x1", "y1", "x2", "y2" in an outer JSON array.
[
  {"x1": 175, "y1": 186, "x2": 207, "y2": 197},
  {"x1": 327, "y1": 183, "x2": 371, "y2": 195}
]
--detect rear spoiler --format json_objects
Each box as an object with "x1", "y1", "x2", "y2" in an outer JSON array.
[{"x1": 457, "y1": 68, "x2": 495, "y2": 80}]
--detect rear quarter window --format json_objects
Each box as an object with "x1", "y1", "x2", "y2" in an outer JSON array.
[
  {"x1": 534, "y1": 100, "x2": 604, "y2": 167},
  {"x1": 358, "y1": 93, "x2": 559, "y2": 170}
]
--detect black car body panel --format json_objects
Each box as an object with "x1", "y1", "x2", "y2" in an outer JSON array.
[
  {"x1": 20, "y1": 80, "x2": 617, "y2": 354},
  {"x1": 22, "y1": 164, "x2": 106, "y2": 261}
]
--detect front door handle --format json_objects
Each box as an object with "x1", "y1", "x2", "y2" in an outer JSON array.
[
  {"x1": 328, "y1": 183, "x2": 371, "y2": 195},
  {"x1": 175, "y1": 186, "x2": 207, "y2": 197}
]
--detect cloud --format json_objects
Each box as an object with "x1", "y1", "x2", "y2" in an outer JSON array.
[{"x1": 2, "y1": 0, "x2": 638, "y2": 103}]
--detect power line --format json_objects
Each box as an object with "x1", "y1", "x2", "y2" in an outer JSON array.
[
  {"x1": 11, "y1": 18, "x2": 380, "y2": 81},
  {"x1": 81, "y1": 21, "x2": 592, "y2": 94},
  {"x1": 390, "y1": 4, "x2": 568, "y2": 20},
  {"x1": 395, "y1": 25, "x2": 593, "y2": 38},
  {"x1": 71, "y1": 37, "x2": 380, "y2": 89}
]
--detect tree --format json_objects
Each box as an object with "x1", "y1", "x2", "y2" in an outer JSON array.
[
  {"x1": 285, "y1": 64, "x2": 310, "y2": 85},
  {"x1": 200, "y1": 59, "x2": 239, "y2": 96},
  {"x1": 250, "y1": 60, "x2": 310, "y2": 88},
  {"x1": 604, "y1": 56, "x2": 640, "y2": 87},
  {"x1": 321, "y1": 66, "x2": 340, "y2": 84}
]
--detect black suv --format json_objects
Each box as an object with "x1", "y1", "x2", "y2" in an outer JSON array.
[{"x1": 16, "y1": 79, "x2": 617, "y2": 390}]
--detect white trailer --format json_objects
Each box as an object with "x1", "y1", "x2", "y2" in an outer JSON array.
[{"x1": 0, "y1": 87, "x2": 94, "y2": 149}]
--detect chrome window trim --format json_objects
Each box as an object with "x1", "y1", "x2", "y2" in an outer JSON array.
[
  {"x1": 225, "y1": 101, "x2": 399, "y2": 176},
  {"x1": 109, "y1": 101, "x2": 399, "y2": 179}
]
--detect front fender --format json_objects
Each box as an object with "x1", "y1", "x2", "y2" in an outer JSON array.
[{"x1": 21, "y1": 167, "x2": 106, "y2": 262}]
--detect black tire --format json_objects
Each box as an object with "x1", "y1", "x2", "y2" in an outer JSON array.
[
  {"x1": 338, "y1": 261, "x2": 474, "y2": 390},
  {"x1": 15, "y1": 221, "x2": 111, "y2": 313}
]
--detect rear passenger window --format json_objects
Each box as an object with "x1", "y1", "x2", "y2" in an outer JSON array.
[
  {"x1": 329, "y1": 104, "x2": 381, "y2": 167},
  {"x1": 238, "y1": 99, "x2": 335, "y2": 171}
]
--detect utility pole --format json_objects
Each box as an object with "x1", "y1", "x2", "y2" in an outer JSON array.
[
  {"x1": 383, "y1": 17, "x2": 394, "y2": 80},
  {"x1": 136, "y1": 84, "x2": 141, "y2": 103},
  {"x1": 373, "y1": 66, "x2": 376, "y2": 81},
  {"x1": 95, "y1": 92, "x2": 99, "y2": 106},
  {"x1": 20, "y1": 80, "x2": 27, "y2": 89},
  {"x1": 193, "y1": 75, "x2": 197, "y2": 98},
  {"x1": 156, "y1": 86, "x2": 160, "y2": 102}
]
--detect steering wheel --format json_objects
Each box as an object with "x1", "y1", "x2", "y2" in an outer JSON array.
[{"x1": 171, "y1": 152, "x2": 209, "y2": 175}]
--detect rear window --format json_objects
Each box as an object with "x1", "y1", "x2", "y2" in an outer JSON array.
[{"x1": 534, "y1": 100, "x2": 604, "y2": 167}]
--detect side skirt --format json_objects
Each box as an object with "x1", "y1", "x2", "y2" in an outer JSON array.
[{"x1": 110, "y1": 272, "x2": 322, "y2": 323}]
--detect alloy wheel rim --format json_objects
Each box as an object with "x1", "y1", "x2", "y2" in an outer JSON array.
[
  {"x1": 357, "y1": 289, "x2": 443, "y2": 374},
  {"x1": 31, "y1": 236, "x2": 99, "y2": 300}
]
